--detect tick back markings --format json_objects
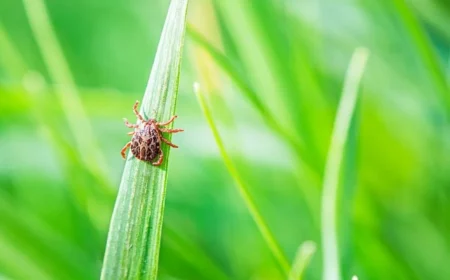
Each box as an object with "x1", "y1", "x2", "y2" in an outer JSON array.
[{"x1": 121, "y1": 100, "x2": 183, "y2": 166}]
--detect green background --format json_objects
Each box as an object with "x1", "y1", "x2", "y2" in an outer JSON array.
[{"x1": 1, "y1": 0, "x2": 450, "y2": 279}]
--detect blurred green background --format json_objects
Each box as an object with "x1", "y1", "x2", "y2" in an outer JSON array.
[{"x1": 1, "y1": 0, "x2": 450, "y2": 279}]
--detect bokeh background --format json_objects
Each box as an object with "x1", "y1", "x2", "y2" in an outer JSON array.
[{"x1": 1, "y1": 0, "x2": 450, "y2": 279}]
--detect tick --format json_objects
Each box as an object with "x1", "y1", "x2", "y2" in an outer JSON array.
[{"x1": 121, "y1": 100, "x2": 183, "y2": 166}]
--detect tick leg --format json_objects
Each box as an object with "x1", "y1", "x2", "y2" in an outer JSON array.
[
  {"x1": 157, "y1": 115, "x2": 177, "y2": 126},
  {"x1": 123, "y1": 118, "x2": 139, "y2": 128},
  {"x1": 159, "y1": 128, "x2": 184, "y2": 134},
  {"x1": 127, "y1": 131, "x2": 135, "y2": 135},
  {"x1": 152, "y1": 149, "x2": 164, "y2": 166},
  {"x1": 121, "y1": 142, "x2": 132, "y2": 159},
  {"x1": 161, "y1": 137, "x2": 178, "y2": 148},
  {"x1": 133, "y1": 100, "x2": 145, "y2": 122}
]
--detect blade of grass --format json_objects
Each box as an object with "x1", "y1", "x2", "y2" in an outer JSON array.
[
  {"x1": 194, "y1": 82, "x2": 290, "y2": 276},
  {"x1": 22, "y1": 0, "x2": 112, "y2": 193},
  {"x1": 187, "y1": 26, "x2": 316, "y2": 168},
  {"x1": 339, "y1": 98, "x2": 360, "y2": 280},
  {"x1": 188, "y1": 24, "x2": 322, "y2": 230},
  {"x1": 289, "y1": 241, "x2": 317, "y2": 280},
  {"x1": 390, "y1": 0, "x2": 450, "y2": 113},
  {"x1": 187, "y1": 25, "x2": 269, "y2": 120},
  {"x1": 100, "y1": 0, "x2": 188, "y2": 279},
  {"x1": 0, "y1": 193, "x2": 98, "y2": 280},
  {"x1": 0, "y1": 24, "x2": 113, "y2": 234},
  {"x1": 321, "y1": 48, "x2": 369, "y2": 280},
  {"x1": 0, "y1": 234, "x2": 50, "y2": 280}
]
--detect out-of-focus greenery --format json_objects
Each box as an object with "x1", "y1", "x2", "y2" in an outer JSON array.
[{"x1": 1, "y1": 0, "x2": 450, "y2": 279}]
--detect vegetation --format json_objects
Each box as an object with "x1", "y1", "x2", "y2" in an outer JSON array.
[{"x1": 0, "y1": 0, "x2": 449, "y2": 279}]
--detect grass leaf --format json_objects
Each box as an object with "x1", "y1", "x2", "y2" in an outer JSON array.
[
  {"x1": 194, "y1": 82, "x2": 290, "y2": 276},
  {"x1": 187, "y1": 25, "x2": 320, "y2": 176},
  {"x1": 289, "y1": 241, "x2": 317, "y2": 280},
  {"x1": 22, "y1": 0, "x2": 112, "y2": 192},
  {"x1": 100, "y1": 0, "x2": 188, "y2": 279},
  {"x1": 321, "y1": 48, "x2": 369, "y2": 280}
]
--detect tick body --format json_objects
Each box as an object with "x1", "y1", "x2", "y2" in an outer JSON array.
[{"x1": 121, "y1": 101, "x2": 183, "y2": 166}]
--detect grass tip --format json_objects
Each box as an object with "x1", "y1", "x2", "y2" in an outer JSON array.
[
  {"x1": 299, "y1": 240, "x2": 316, "y2": 255},
  {"x1": 193, "y1": 81, "x2": 201, "y2": 94}
]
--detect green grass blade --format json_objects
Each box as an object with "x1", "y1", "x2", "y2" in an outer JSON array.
[
  {"x1": 100, "y1": 0, "x2": 188, "y2": 279},
  {"x1": 22, "y1": 0, "x2": 111, "y2": 190},
  {"x1": 289, "y1": 241, "x2": 317, "y2": 280},
  {"x1": 321, "y1": 48, "x2": 369, "y2": 280},
  {"x1": 187, "y1": 25, "x2": 321, "y2": 174},
  {"x1": 194, "y1": 82, "x2": 290, "y2": 276},
  {"x1": 187, "y1": 25, "x2": 269, "y2": 118},
  {"x1": 390, "y1": 0, "x2": 450, "y2": 112}
]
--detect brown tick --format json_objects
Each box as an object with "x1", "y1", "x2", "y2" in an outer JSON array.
[{"x1": 121, "y1": 100, "x2": 183, "y2": 166}]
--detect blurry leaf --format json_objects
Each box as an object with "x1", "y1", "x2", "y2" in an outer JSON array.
[
  {"x1": 100, "y1": 0, "x2": 188, "y2": 279},
  {"x1": 289, "y1": 241, "x2": 316, "y2": 280},
  {"x1": 390, "y1": 0, "x2": 450, "y2": 113},
  {"x1": 188, "y1": 25, "x2": 321, "y2": 176},
  {"x1": 22, "y1": 0, "x2": 113, "y2": 194},
  {"x1": 338, "y1": 94, "x2": 360, "y2": 280},
  {"x1": 321, "y1": 48, "x2": 369, "y2": 280},
  {"x1": 0, "y1": 194, "x2": 98, "y2": 280},
  {"x1": 194, "y1": 82, "x2": 290, "y2": 276},
  {"x1": 163, "y1": 226, "x2": 230, "y2": 280},
  {"x1": 0, "y1": 234, "x2": 49, "y2": 280}
]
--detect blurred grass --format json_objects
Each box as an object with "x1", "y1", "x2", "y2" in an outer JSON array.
[
  {"x1": 22, "y1": 0, "x2": 113, "y2": 194},
  {"x1": 1, "y1": 0, "x2": 450, "y2": 279},
  {"x1": 321, "y1": 48, "x2": 369, "y2": 280},
  {"x1": 194, "y1": 82, "x2": 290, "y2": 276},
  {"x1": 289, "y1": 241, "x2": 316, "y2": 280}
]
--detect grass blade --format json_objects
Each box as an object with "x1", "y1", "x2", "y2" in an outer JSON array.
[
  {"x1": 22, "y1": 0, "x2": 112, "y2": 192},
  {"x1": 100, "y1": 0, "x2": 188, "y2": 279},
  {"x1": 390, "y1": 0, "x2": 450, "y2": 113},
  {"x1": 289, "y1": 241, "x2": 317, "y2": 280},
  {"x1": 321, "y1": 48, "x2": 369, "y2": 280},
  {"x1": 194, "y1": 82, "x2": 290, "y2": 276},
  {"x1": 188, "y1": 25, "x2": 321, "y2": 176}
]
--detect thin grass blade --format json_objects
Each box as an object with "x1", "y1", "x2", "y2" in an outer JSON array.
[
  {"x1": 194, "y1": 82, "x2": 290, "y2": 276},
  {"x1": 22, "y1": 0, "x2": 112, "y2": 193},
  {"x1": 289, "y1": 241, "x2": 317, "y2": 280},
  {"x1": 321, "y1": 48, "x2": 369, "y2": 280}
]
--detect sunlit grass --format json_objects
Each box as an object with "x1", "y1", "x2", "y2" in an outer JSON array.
[
  {"x1": 22, "y1": 0, "x2": 112, "y2": 193},
  {"x1": 194, "y1": 82, "x2": 290, "y2": 276},
  {"x1": 320, "y1": 48, "x2": 369, "y2": 280},
  {"x1": 0, "y1": 0, "x2": 450, "y2": 279}
]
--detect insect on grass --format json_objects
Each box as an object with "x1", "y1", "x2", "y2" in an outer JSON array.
[{"x1": 121, "y1": 100, "x2": 184, "y2": 165}]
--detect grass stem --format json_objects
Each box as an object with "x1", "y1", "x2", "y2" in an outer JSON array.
[
  {"x1": 320, "y1": 48, "x2": 369, "y2": 280},
  {"x1": 194, "y1": 82, "x2": 291, "y2": 276}
]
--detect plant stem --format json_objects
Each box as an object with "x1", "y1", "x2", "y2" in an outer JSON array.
[
  {"x1": 321, "y1": 48, "x2": 369, "y2": 280},
  {"x1": 194, "y1": 82, "x2": 291, "y2": 276}
]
